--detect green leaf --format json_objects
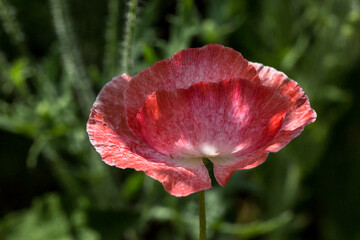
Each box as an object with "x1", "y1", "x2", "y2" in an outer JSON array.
[{"x1": 215, "y1": 211, "x2": 293, "y2": 238}]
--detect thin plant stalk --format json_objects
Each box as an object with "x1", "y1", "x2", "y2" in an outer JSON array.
[
  {"x1": 199, "y1": 190, "x2": 206, "y2": 240},
  {"x1": 121, "y1": 0, "x2": 138, "y2": 74},
  {"x1": 49, "y1": 0, "x2": 94, "y2": 117},
  {"x1": 0, "y1": 0, "x2": 27, "y2": 54},
  {"x1": 103, "y1": 0, "x2": 120, "y2": 80}
]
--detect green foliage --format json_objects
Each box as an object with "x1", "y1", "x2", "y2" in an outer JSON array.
[
  {"x1": 1, "y1": 0, "x2": 360, "y2": 239},
  {"x1": 0, "y1": 194, "x2": 100, "y2": 240}
]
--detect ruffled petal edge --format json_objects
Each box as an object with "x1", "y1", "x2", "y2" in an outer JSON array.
[
  {"x1": 212, "y1": 152, "x2": 269, "y2": 186},
  {"x1": 87, "y1": 74, "x2": 211, "y2": 196},
  {"x1": 250, "y1": 62, "x2": 317, "y2": 152}
]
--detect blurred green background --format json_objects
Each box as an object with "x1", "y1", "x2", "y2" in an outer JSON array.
[{"x1": 1, "y1": 0, "x2": 360, "y2": 239}]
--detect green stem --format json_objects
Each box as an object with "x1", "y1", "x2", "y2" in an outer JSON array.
[
  {"x1": 121, "y1": 0, "x2": 138, "y2": 74},
  {"x1": 50, "y1": 0, "x2": 94, "y2": 117},
  {"x1": 199, "y1": 190, "x2": 206, "y2": 240},
  {"x1": 103, "y1": 0, "x2": 120, "y2": 79},
  {"x1": 0, "y1": 0, "x2": 27, "y2": 54}
]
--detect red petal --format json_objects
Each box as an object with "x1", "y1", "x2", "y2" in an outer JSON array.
[
  {"x1": 250, "y1": 63, "x2": 317, "y2": 152},
  {"x1": 125, "y1": 44, "x2": 260, "y2": 139},
  {"x1": 145, "y1": 165, "x2": 211, "y2": 197},
  {"x1": 136, "y1": 78, "x2": 288, "y2": 160},
  {"x1": 87, "y1": 74, "x2": 211, "y2": 196},
  {"x1": 212, "y1": 152, "x2": 269, "y2": 186}
]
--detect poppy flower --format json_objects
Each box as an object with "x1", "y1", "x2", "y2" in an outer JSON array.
[{"x1": 87, "y1": 44, "x2": 316, "y2": 197}]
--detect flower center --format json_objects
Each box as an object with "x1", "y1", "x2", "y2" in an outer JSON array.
[{"x1": 200, "y1": 143, "x2": 218, "y2": 156}]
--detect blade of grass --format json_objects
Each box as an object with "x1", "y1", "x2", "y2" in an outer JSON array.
[{"x1": 215, "y1": 211, "x2": 293, "y2": 238}]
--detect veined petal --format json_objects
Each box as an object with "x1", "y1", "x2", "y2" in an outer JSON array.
[
  {"x1": 87, "y1": 74, "x2": 211, "y2": 196},
  {"x1": 250, "y1": 62, "x2": 317, "y2": 152},
  {"x1": 212, "y1": 152, "x2": 269, "y2": 186},
  {"x1": 136, "y1": 78, "x2": 289, "y2": 162},
  {"x1": 87, "y1": 45, "x2": 317, "y2": 196},
  {"x1": 125, "y1": 44, "x2": 261, "y2": 139},
  {"x1": 144, "y1": 164, "x2": 211, "y2": 197}
]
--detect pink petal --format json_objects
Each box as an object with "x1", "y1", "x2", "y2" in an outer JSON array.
[
  {"x1": 88, "y1": 45, "x2": 317, "y2": 195},
  {"x1": 250, "y1": 63, "x2": 317, "y2": 152},
  {"x1": 87, "y1": 74, "x2": 211, "y2": 196},
  {"x1": 125, "y1": 44, "x2": 261, "y2": 139},
  {"x1": 212, "y1": 152, "x2": 269, "y2": 186},
  {"x1": 136, "y1": 78, "x2": 288, "y2": 161}
]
